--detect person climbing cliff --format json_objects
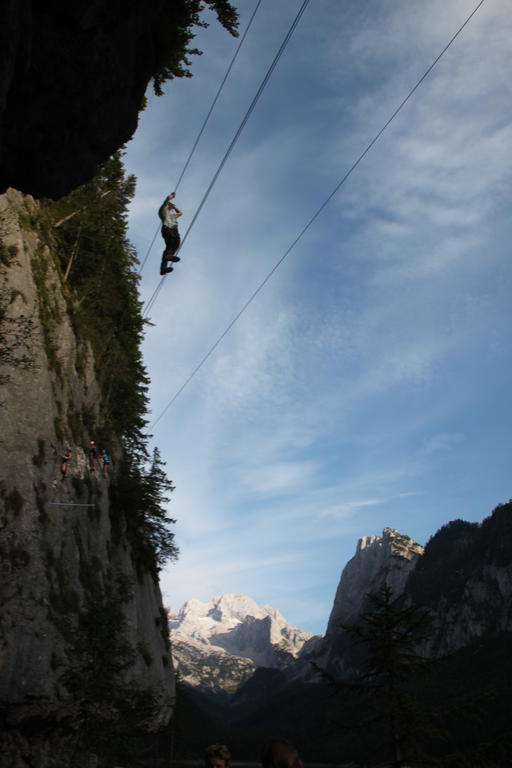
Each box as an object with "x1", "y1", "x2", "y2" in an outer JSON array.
[
  {"x1": 101, "y1": 447, "x2": 110, "y2": 478},
  {"x1": 158, "y1": 192, "x2": 182, "y2": 275},
  {"x1": 61, "y1": 445, "x2": 72, "y2": 479},
  {"x1": 88, "y1": 440, "x2": 98, "y2": 470}
]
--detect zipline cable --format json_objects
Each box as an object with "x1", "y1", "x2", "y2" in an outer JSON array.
[
  {"x1": 136, "y1": 0, "x2": 264, "y2": 277},
  {"x1": 174, "y1": 0, "x2": 264, "y2": 196},
  {"x1": 147, "y1": 0, "x2": 486, "y2": 433},
  {"x1": 142, "y1": 0, "x2": 311, "y2": 318},
  {"x1": 97, "y1": 2, "x2": 264, "y2": 365}
]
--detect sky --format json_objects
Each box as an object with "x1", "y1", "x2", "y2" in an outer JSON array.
[{"x1": 123, "y1": 0, "x2": 512, "y2": 635}]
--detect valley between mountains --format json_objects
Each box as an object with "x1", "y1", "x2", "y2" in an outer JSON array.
[{"x1": 168, "y1": 507, "x2": 512, "y2": 762}]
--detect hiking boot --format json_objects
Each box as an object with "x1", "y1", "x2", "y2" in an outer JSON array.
[
  {"x1": 163, "y1": 266, "x2": 174, "y2": 274},
  {"x1": 169, "y1": 255, "x2": 181, "y2": 262}
]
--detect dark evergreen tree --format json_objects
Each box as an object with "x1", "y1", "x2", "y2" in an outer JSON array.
[
  {"x1": 151, "y1": 0, "x2": 239, "y2": 95},
  {"x1": 322, "y1": 585, "x2": 438, "y2": 766}
]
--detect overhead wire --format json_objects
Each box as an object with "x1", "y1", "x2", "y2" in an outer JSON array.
[
  {"x1": 142, "y1": 0, "x2": 312, "y2": 319},
  {"x1": 147, "y1": 0, "x2": 487, "y2": 433},
  {"x1": 174, "y1": 0, "x2": 264, "y2": 196},
  {"x1": 136, "y1": 0, "x2": 263, "y2": 277},
  {"x1": 97, "y1": 1, "x2": 264, "y2": 367}
]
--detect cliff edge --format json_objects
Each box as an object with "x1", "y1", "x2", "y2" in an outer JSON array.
[
  {"x1": 0, "y1": 1, "x2": 237, "y2": 198},
  {"x1": 0, "y1": 186, "x2": 175, "y2": 767}
]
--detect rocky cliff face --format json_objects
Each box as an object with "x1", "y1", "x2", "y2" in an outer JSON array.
[
  {"x1": 326, "y1": 527, "x2": 423, "y2": 633},
  {"x1": 169, "y1": 593, "x2": 313, "y2": 692},
  {"x1": 293, "y1": 528, "x2": 424, "y2": 677},
  {"x1": 0, "y1": 189, "x2": 174, "y2": 767}
]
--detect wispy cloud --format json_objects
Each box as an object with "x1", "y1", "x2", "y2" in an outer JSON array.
[
  {"x1": 125, "y1": 0, "x2": 512, "y2": 634},
  {"x1": 320, "y1": 497, "x2": 386, "y2": 519}
]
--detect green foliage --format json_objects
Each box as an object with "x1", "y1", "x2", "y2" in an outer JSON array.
[
  {"x1": 479, "y1": 500, "x2": 512, "y2": 567},
  {"x1": 408, "y1": 500, "x2": 512, "y2": 606},
  {"x1": 151, "y1": 0, "x2": 238, "y2": 95},
  {"x1": 325, "y1": 585, "x2": 437, "y2": 766},
  {"x1": 42, "y1": 153, "x2": 146, "y2": 443},
  {"x1": 109, "y1": 447, "x2": 178, "y2": 578},
  {"x1": 156, "y1": 606, "x2": 171, "y2": 651}
]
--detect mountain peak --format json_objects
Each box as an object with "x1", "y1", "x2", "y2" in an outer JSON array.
[
  {"x1": 169, "y1": 593, "x2": 312, "y2": 692},
  {"x1": 327, "y1": 527, "x2": 423, "y2": 633}
]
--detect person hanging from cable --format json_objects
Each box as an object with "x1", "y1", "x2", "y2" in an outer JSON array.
[{"x1": 158, "y1": 192, "x2": 182, "y2": 275}]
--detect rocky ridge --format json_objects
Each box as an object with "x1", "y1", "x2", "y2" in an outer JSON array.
[{"x1": 326, "y1": 527, "x2": 424, "y2": 634}]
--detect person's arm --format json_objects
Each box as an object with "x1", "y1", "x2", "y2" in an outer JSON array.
[{"x1": 170, "y1": 204, "x2": 182, "y2": 217}]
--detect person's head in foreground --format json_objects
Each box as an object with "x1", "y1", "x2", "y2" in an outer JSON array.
[
  {"x1": 205, "y1": 743, "x2": 231, "y2": 768},
  {"x1": 261, "y1": 739, "x2": 302, "y2": 768}
]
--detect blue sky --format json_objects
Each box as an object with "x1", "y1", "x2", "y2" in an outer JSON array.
[{"x1": 124, "y1": 0, "x2": 511, "y2": 635}]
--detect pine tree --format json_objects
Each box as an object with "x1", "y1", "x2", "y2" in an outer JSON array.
[{"x1": 321, "y1": 585, "x2": 438, "y2": 766}]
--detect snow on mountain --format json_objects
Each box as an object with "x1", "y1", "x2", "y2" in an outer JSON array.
[{"x1": 169, "y1": 593, "x2": 314, "y2": 691}]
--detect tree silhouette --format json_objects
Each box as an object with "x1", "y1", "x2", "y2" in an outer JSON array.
[{"x1": 320, "y1": 585, "x2": 438, "y2": 766}]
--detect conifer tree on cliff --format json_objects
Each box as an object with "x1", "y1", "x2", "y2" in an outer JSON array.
[{"x1": 320, "y1": 585, "x2": 437, "y2": 766}]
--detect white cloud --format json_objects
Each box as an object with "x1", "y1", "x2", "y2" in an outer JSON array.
[
  {"x1": 123, "y1": 0, "x2": 512, "y2": 634},
  {"x1": 422, "y1": 432, "x2": 464, "y2": 455},
  {"x1": 320, "y1": 497, "x2": 386, "y2": 519},
  {"x1": 239, "y1": 460, "x2": 317, "y2": 497}
]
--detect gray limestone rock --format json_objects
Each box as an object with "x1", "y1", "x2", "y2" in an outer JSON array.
[
  {"x1": 326, "y1": 527, "x2": 424, "y2": 634},
  {"x1": 0, "y1": 189, "x2": 174, "y2": 766}
]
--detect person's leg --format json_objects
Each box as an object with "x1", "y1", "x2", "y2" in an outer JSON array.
[
  {"x1": 168, "y1": 228, "x2": 181, "y2": 261},
  {"x1": 162, "y1": 227, "x2": 175, "y2": 256},
  {"x1": 160, "y1": 256, "x2": 173, "y2": 275}
]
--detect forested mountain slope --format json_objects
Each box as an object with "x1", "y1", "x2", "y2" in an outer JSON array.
[{"x1": 172, "y1": 503, "x2": 512, "y2": 766}]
